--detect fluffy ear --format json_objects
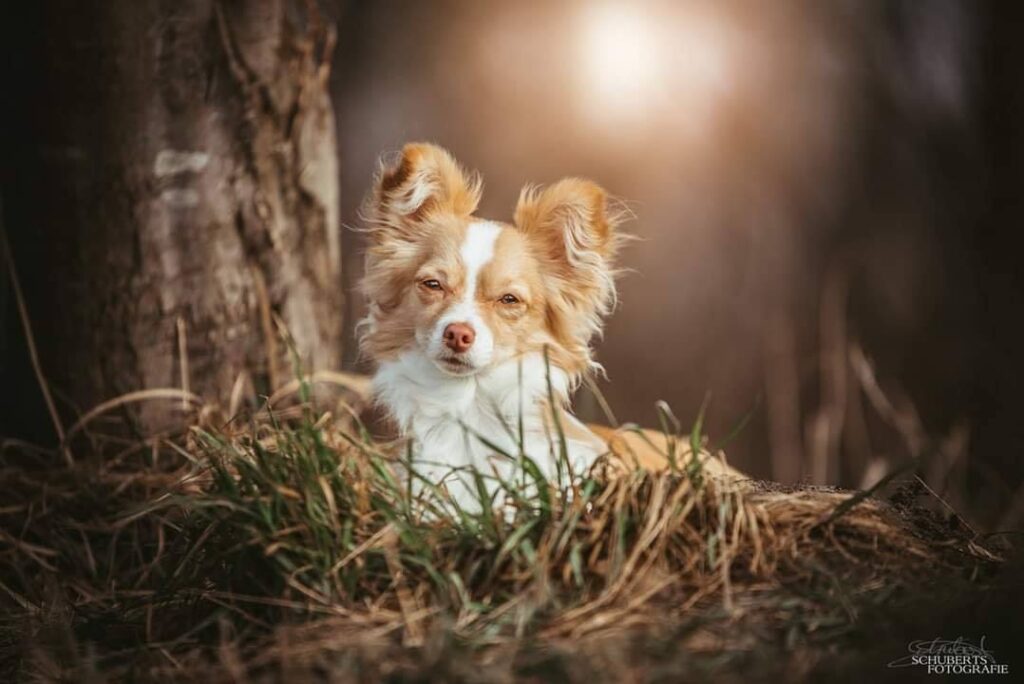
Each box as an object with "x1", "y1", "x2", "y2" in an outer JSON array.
[
  {"x1": 365, "y1": 142, "x2": 481, "y2": 238},
  {"x1": 514, "y1": 178, "x2": 621, "y2": 259},
  {"x1": 514, "y1": 178, "x2": 626, "y2": 368}
]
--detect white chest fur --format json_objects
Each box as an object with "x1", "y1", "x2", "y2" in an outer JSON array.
[{"x1": 373, "y1": 351, "x2": 604, "y2": 509}]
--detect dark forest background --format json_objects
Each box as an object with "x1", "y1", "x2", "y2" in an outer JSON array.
[{"x1": 3, "y1": 0, "x2": 1023, "y2": 529}]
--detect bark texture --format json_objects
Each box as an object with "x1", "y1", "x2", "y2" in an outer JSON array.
[{"x1": 14, "y1": 0, "x2": 342, "y2": 430}]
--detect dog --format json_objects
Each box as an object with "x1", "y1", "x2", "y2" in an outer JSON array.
[{"x1": 358, "y1": 143, "x2": 739, "y2": 509}]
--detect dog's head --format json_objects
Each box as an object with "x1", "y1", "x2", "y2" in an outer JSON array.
[{"x1": 359, "y1": 142, "x2": 624, "y2": 380}]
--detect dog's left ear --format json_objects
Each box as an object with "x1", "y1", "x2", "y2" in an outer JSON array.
[
  {"x1": 514, "y1": 177, "x2": 623, "y2": 284},
  {"x1": 514, "y1": 178, "x2": 625, "y2": 355}
]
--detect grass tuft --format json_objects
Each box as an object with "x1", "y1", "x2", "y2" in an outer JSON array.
[{"x1": 0, "y1": 379, "x2": 1004, "y2": 681}]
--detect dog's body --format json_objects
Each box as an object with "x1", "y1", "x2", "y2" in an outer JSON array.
[
  {"x1": 373, "y1": 348, "x2": 607, "y2": 503},
  {"x1": 359, "y1": 143, "x2": 737, "y2": 508}
]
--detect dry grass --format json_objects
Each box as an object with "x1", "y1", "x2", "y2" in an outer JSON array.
[{"x1": 0, "y1": 377, "x2": 1006, "y2": 682}]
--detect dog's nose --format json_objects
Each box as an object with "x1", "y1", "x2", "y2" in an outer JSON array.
[{"x1": 443, "y1": 322, "x2": 475, "y2": 353}]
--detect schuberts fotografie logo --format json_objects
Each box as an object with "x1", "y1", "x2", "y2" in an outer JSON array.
[{"x1": 888, "y1": 636, "x2": 1009, "y2": 676}]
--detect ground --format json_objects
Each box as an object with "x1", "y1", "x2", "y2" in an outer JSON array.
[{"x1": 0, "y1": 383, "x2": 1017, "y2": 682}]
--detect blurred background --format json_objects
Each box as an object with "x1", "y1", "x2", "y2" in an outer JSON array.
[
  {"x1": 3, "y1": 0, "x2": 1022, "y2": 531},
  {"x1": 330, "y1": 0, "x2": 1023, "y2": 528}
]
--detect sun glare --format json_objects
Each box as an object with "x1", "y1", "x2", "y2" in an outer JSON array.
[
  {"x1": 581, "y1": 4, "x2": 664, "y2": 111},
  {"x1": 580, "y1": 3, "x2": 733, "y2": 130}
]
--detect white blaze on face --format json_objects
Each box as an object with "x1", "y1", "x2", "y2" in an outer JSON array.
[{"x1": 427, "y1": 221, "x2": 502, "y2": 372}]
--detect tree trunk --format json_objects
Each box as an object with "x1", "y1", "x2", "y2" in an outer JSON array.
[{"x1": 7, "y1": 0, "x2": 342, "y2": 433}]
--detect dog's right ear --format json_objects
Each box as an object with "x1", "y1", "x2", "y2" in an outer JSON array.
[{"x1": 365, "y1": 143, "x2": 481, "y2": 239}]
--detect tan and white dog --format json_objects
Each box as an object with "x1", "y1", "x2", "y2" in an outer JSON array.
[{"x1": 358, "y1": 143, "x2": 737, "y2": 508}]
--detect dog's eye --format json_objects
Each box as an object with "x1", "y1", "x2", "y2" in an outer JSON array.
[
  {"x1": 499, "y1": 293, "x2": 520, "y2": 305},
  {"x1": 421, "y1": 279, "x2": 443, "y2": 291}
]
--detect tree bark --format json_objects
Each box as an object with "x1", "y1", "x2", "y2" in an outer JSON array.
[{"x1": 9, "y1": 0, "x2": 342, "y2": 432}]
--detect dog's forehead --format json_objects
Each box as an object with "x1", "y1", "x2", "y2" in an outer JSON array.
[
  {"x1": 417, "y1": 218, "x2": 467, "y2": 263},
  {"x1": 478, "y1": 226, "x2": 544, "y2": 293},
  {"x1": 459, "y1": 220, "x2": 503, "y2": 266},
  {"x1": 488, "y1": 225, "x2": 534, "y2": 268},
  {"x1": 419, "y1": 218, "x2": 535, "y2": 283}
]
